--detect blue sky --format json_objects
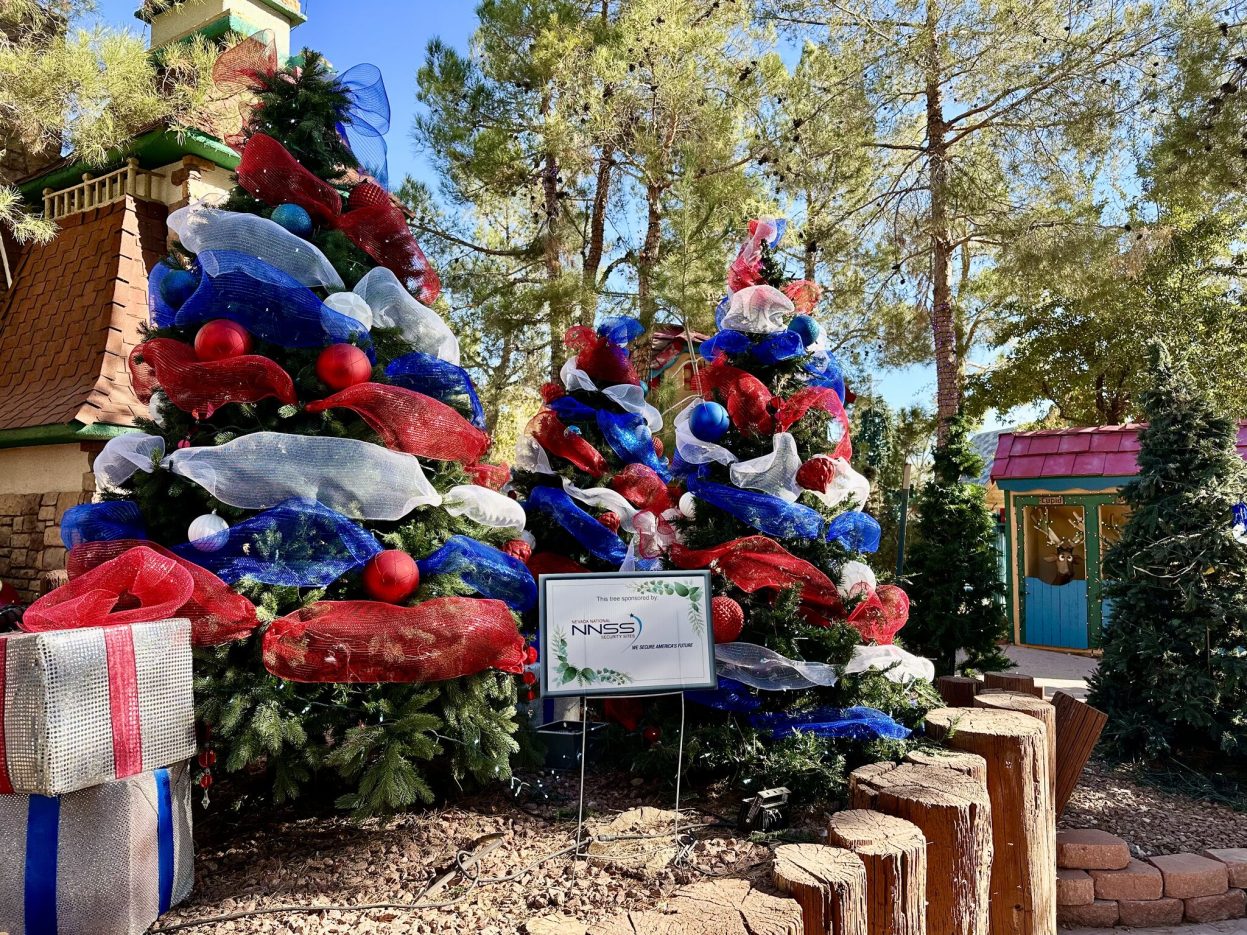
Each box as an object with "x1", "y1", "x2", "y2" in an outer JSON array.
[{"x1": 88, "y1": 0, "x2": 1023, "y2": 430}]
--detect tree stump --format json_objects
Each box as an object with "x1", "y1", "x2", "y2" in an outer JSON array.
[
  {"x1": 983, "y1": 672, "x2": 1044, "y2": 698},
  {"x1": 773, "y1": 843, "x2": 868, "y2": 935},
  {"x1": 973, "y1": 690, "x2": 1057, "y2": 799},
  {"x1": 1051, "y1": 690, "x2": 1108, "y2": 818},
  {"x1": 848, "y1": 762, "x2": 992, "y2": 935},
  {"x1": 593, "y1": 876, "x2": 802, "y2": 935},
  {"x1": 925, "y1": 708, "x2": 1055, "y2": 935},
  {"x1": 935, "y1": 675, "x2": 980, "y2": 707},
  {"x1": 826, "y1": 810, "x2": 927, "y2": 935},
  {"x1": 903, "y1": 748, "x2": 988, "y2": 788}
]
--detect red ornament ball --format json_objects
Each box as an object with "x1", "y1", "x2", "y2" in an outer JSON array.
[
  {"x1": 597, "y1": 511, "x2": 621, "y2": 533},
  {"x1": 522, "y1": 689, "x2": 537, "y2": 703},
  {"x1": 642, "y1": 725, "x2": 661, "y2": 745},
  {"x1": 194, "y1": 319, "x2": 252, "y2": 361},
  {"x1": 524, "y1": 645, "x2": 539, "y2": 664},
  {"x1": 198, "y1": 772, "x2": 213, "y2": 790},
  {"x1": 196, "y1": 749, "x2": 217, "y2": 769},
  {"x1": 522, "y1": 670, "x2": 537, "y2": 686},
  {"x1": 316, "y1": 343, "x2": 372, "y2": 390},
  {"x1": 362, "y1": 549, "x2": 420, "y2": 603},
  {"x1": 711, "y1": 596, "x2": 745, "y2": 644},
  {"x1": 503, "y1": 538, "x2": 533, "y2": 563},
  {"x1": 796, "y1": 454, "x2": 837, "y2": 492}
]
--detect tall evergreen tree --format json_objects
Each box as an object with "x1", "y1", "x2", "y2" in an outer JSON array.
[
  {"x1": 1089, "y1": 343, "x2": 1247, "y2": 761},
  {"x1": 903, "y1": 413, "x2": 1011, "y2": 676}
]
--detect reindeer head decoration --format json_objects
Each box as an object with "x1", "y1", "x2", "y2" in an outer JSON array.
[{"x1": 1033, "y1": 510, "x2": 1086, "y2": 585}]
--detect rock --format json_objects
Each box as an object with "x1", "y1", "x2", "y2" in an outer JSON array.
[
  {"x1": 525, "y1": 916, "x2": 587, "y2": 935},
  {"x1": 1056, "y1": 829, "x2": 1130, "y2": 871},
  {"x1": 1056, "y1": 899, "x2": 1119, "y2": 928},
  {"x1": 1057, "y1": 869, "x2": 1094, "y2": 907},
  {"x1": 1089, "y1": 858, "x2": 1163, "y2": 901},
  {"x1": 1149, "y1": 852, "x2": 1230, "y2": 899},
  {"x1": 1203, "y1": 848, "x2": 1247, "y2": 888},
  {"x1": 1184, "y1": 888, "x2": 1246, "y2": 923},
  {"x1": 587, "y1": 807, "x2": 679, "y2": 873},
  {"x1": 1117, "y1": 896, "x2": 1184, "y2": 927}
]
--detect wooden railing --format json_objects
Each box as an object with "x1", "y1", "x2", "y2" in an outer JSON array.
[{"x1": 42, "y1": 157, "x2": 163, "y2": 221}]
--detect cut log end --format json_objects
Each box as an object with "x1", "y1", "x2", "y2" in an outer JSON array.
[
  {"x1": 827, "y1": 810, "x2": 927, "y2": 935},
  {"x1": 772, "y1": 843, "x2": 867, "y2": 935},
  {"x1": 935, "y1": 675, "x2": 981, "y2": 707},
  {"x1": 903, "y1": 747, "x2": 988, "y2": 787}
]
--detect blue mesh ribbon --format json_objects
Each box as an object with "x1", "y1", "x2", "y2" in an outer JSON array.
[
  {"x1": 826, "y1": 511, "x2": 882, "y2": 552},
  {"x1": 61, "y1": 501, "x2": 146, "y2": 549},
  {"x1": 175, "y1": 251, "x2": 372, "y2": 355},
  {"x1": 174, "y1": 498, "x2": 380, "y2": 586},
  {"x1": 385, "y1": 352, "x2": 485, "y2": 428},
  {"x1": 804, "y1": 351, "x2": 846, "y2": 402},
  {"x1": 598, "y1": 315, "x2": 645, "y2": 345},
  {"x1": 526, "y1": 486, "x2": 627, "y2": 566},
  {"x1": 749, "y1": 706, "x2": 911, "y2": 740},
  {"x1": 688, "y1": 477, "x2": 824, "y2": 540},
  {"x1": 417, "y1": 535, "x2": 536, "y2": 612},
  {"x1": 334, "y1": 63, "x2": 391, "y2": 188},
  {"x1": 765, "y1": 219, "x2": 787, "y2": 247},
  {"x1": 700, "y1": 330, "x2": 752, "y2": 361},
  {"x1": 547, "y1": 396, "x2": 598, "y2": 423},
  {"x1": 700, "y1": 329, "x2": 806, "y2": 365},
  {"x1": 597, "y1": 409, "x2": 672, "y2": 481},
  {"x1": 1234, "y1": 502, "x2": 1247, "y2": 529},
  {"x1": 148, "y1": 259, "x2": 188, "y2": 328},
  {"x1": 713, "y1": 295, "x2": 730, "y2": 329},
  {"x1": 685, "y1": 677, "x2": 761, "y2": 712}
]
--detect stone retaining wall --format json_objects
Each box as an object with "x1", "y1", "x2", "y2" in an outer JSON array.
[{"x1": 0, "y1": 488, "x2": 91, "y2": 602}]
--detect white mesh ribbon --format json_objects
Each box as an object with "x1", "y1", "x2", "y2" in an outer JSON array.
[
  {"x1": 168, "y1": 202, "x2": 344, "y2": 290},
  {"x1": 164, "y1": 431, "x2": 441, "y2": 519},
  {"x1": 603, "y1": 384, "x2": 663, "y2": 432},
  {"x1": 721, "y1": 284, "x2": 794, "y2": 334},
  {"x1": 514, "y1": 434, "x2": 555, "y2": 474},
  {"x1": 843, "y1": 644, "x2": 935, "y2": 683},
  {"x1": 324, "y1": 291, "x2": 374, "y2": 331},
  {"x1": 715, "y1": 642, "x2": 839, "y2": 690},
  {"x1": 442, "y1": 485, "x2": 526, "y2": 534},
  {"x1": 560, "y1": 357, "x2": 597, "y2": 393},
  {"x1": 837, "y1": 560, "x2": 878, "y2": 600},
  {"x1": 354, "y1": 266, "x2": 459, "y2": 364},
  {"x1": 563, "y1": 479, "x2": 639, "y2": 531},
  {"x1": 94, "y1": 432, "x2": 166, "y2": 490},
  {"x1": 729, "y1": 432, "x2": 801, "y2": 502},
  {"x1": 674, "y1": 399, "x2": 738, "y2": 466},
  {"x1": 807, "y1": 458, "x2": 871, "y2": 510}
]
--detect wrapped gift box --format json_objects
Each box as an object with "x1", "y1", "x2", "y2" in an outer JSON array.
[
  {"x1": 0, "y1": 619, "x2": 195, "y2": 796},
  {"x1": 0, "y1": 761, "x2": 193, "y2": 935}
]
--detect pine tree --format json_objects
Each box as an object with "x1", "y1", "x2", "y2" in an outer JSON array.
[
  {"x1": 903, "y1": 413, "x2": 1011, "y2": 677},
  {"x1": 100, "y1": 48, "x2": 531, "y2": 816},
  {"x1": 1088, "y1": 343, "x2": 1247, "y2": 761}
]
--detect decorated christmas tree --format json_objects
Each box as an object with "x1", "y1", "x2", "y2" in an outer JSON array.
[
  {"x1": 57, "y1": 37, "x2": 535, "y2": 815},
  {"x1": 657, "y1": 219, "x2": 938, "y2": 797},
  {"x1": 1089, "y1": 343, "x2": 1247, "y2": 761}
]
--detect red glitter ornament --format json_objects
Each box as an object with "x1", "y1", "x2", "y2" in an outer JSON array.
[
  {"x1": 197, "y1": 749, "x2": 217, "y2": 769},
  {"x1": 194, "y1": 319, "x2": 252, "y2": 361},
  {"x1": 597, "y1": 511, "x2": 621, "y2": 533},
  {"x1": 503, "y1": 538, "x2": 533, "y2": 563},
  {"x1": 522, "y1": 670, "x2": 537, "y2": 686},
  {"x1": 523, "y1": 689, "x2": 537, "y2": 703},
  {"x1": 198, "y1": 772, "x2": 213, "y2": 790},
  {"x1": 316, "y1": 343, "x2": 372, "y2": 390},
  {"x1": 524, "y1": 645, "x2": 539, "y2": 664},
  {"x1": 796, "y1": 455, "x2": 837, "y2": 492},
  {"x1": 642, "y1": 725, "x2": 661, "y2": 745},
  {"x1": 361, "y1": 549, "x2": 420, "y2": 603},
  {"x1": 711, "y1": 596, "x2": 745, "y2": 643}
]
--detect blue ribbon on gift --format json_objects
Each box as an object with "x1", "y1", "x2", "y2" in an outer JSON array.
[
  {"x1": 525, "y1": 486, "x2": 628, "y2": 567},
  {"x1": 156, "y1": 767, "x2": 175, "y2": 913},
  {"x1": 417, "y1": 535, "x2": 537, "y2": 612},
  {"x1": 61, "y1": 500, "x2": 146, "y2": 550},
  {"x1": 385, "y1": 352, "x2": 486, "y2": 428},
  {"x1": 334, "y1": 63, "x2": 391, "y2": 188}
]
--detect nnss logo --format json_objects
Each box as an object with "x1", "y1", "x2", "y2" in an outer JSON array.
[{"x1": 571, "y1": 614, "x2": 643, "y2": 641}]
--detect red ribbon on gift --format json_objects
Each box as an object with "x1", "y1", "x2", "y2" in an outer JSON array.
[
  {"x1": 129, "y1": 338, "x2": 297, "y2": 418},
  {"x1": 236, "y1": 133, "x2": 440, "y2": 305},
  {"x1": 526, "y1": 410, "x2": 607, "y2": 477},
  {"x1": 846, "y1": 584, "x2": 910, "y2": 645},
  {"x1": 775, "y1": 386, "x2": 852, "y2": 461}
]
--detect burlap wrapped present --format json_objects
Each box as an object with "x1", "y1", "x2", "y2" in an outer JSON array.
[{"x1": 0, "y1": 619, "x2": 195, "y2": 796}]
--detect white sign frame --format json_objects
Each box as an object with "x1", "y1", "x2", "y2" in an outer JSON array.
[{"x1": 538, "y1": 571, "x2": 717, "y2": 698}]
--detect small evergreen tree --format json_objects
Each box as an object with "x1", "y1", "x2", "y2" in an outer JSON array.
[
  {"x1": 903, "y1": 414, "x2": 1011, "y2": 676},
  {"x1": 1089, "y1": 344, "x2": 1247, "y2": 761}
]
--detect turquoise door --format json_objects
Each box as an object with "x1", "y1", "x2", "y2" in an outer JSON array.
[
  {"x1": 1024, "y1": 577, "x2": 1089, "y2": 648},
  {"x1": 1017, "y1": 499, "x2": 1092, "y2": 649}
]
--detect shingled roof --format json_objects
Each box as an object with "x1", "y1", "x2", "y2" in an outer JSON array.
[{"x1": 0, "y1": 196, "x2": 168, "y2": 433}]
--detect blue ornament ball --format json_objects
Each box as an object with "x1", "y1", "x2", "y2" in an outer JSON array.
[
  {"x1": 690, "y1": 401, "x2": 731, "y2": 443},
  {"x1": 159, "y1": 268, "x2": 198, "y2": 309},
  {"x1": 788, "y1": 314, "x2": 823, "y2": 348},
  {"x1": 271, "y1": 203, "x2": 313, "y2": 238}
]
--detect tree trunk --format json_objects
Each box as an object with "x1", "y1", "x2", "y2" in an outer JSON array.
[
  {"x1": 539, "y1": 112, "x2": 567, "y2": 380},
  {"x1": 580, "y1": 144, "x2": 614, "y2": 327},
  {"x1": 772, "y1": 843, "x2": 868, "y2": 935},
  {"x1": 849, "y1": 762, "x2": 992, "y2": 935},
  {"x1": 974, "y1": 690, "x2": 1057, "y2": 801},
  {"x1": 825, "y1": 810, "x2": 927, "y2": 935},
  {"x1": 634, "y1": 181, "x2": 663, "y2": 378},
  {"x1": 923, "y1": 0, "x2": 959, "y2": 439},
  {"x1": 926, "y1": 707, "x2": 1056, "y2": 935}
]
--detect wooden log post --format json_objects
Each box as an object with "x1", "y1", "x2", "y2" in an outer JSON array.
[
  {"x1": 1051, "y1": 690, "x2": 1108, "y2": 818},
  {"x1": 934, "y1": 675, "x2": 981, "y2": 707},
  {"x1": 848, "y1": 762, "x2": 992, "y2": 935},
  {"x1": 903, "y1": 748, "x2": 988, "y2": 788},
  {"x1": 983, "y1": 671, "x2": 1044, "y2": 698},
  {"x1": 925, "y1": 708, "x2": 1055, "y2": 935},
  {"x1": 973, "y1": 690, "x2": 1057, "y2": 800},
  {"x1": 772, "y1": 843, "x2": 868, "y2": 935},
  {"x1": 826, "y1": 810, "x2": 927, "y2": 935}
]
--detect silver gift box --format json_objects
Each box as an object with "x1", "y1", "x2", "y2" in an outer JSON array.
[
  {"x1": 0, "y1": 619, "x2": 196, "y2": 796},
  {"x1": 0, "y1": 760, "x2": 194, "y2": 934}
]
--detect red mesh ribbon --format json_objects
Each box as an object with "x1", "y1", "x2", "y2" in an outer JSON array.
[
  {"x1": 609, "y1": 463, "x2": 673, "y2": 514},
  {"x1": 466, "y1": 463, "x2": 511, "y2": 491},
  {"x1": 22, "y1": 546, "x2": 194, "y2": 632},
  {"x1": 67, "y1": 541, "x2": 258, "y2": 645},
  {"x1": 846, "y1": 584, "x2": 910, "y2": 645},
  {"x1": 211, "y1": 29, "x2": 278, "y2": 93},
  {"x1": 526, "y1": 410, "x2": 606, "y2": 477},
  {"x1": 775, "y1": 386, "x2": 852, "y2": 461},
  {"x1": 564, "y1": 326, "x2": 639, "y2": 387},
  {"x1": 129, "y1": 339, "x2": 297, "y2": 418},
  {"x1": 727, "y1": 221, "x2": 768, "y2": 293},
  {"x1": 693, "y1": 358, "x2": 776, "y2": 437},
  {"x1": 306, "y1": 383, "x2": 489, "y2": 464},
  {"x1": 261, "y1": 597, "x2": 525, "y2": 683},
  {"x1": 527, "y1": 552, "x2": 589, "y2": 576},
  {"x1": 782, "y1": 280, "x2": 822, "y2": 315},
  {"x1": 236, "y1": 133, "x2": 440, "y2": 304},
  {"x1": 669, "y1": 536, "x2": 843, "y2": 618}
]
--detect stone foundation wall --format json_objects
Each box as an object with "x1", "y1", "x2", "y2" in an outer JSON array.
[{"x1": 0, "y1": 490, "x2": 91, "y2": 602}]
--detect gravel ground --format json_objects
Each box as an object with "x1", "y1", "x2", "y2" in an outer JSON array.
[{"x1": 1060, "y1": 758, "x2": 1247, "y2": 856}]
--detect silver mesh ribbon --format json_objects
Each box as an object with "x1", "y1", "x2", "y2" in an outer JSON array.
[
  {"x1": 0, "y1": 760, "x2": 193, "y2": 934},
  {"x1": 1, "y1": 620, "x2": 195, "y2": 796},
  {"x1": 714, "y1": 642, "x2": 840, "y2": 690}
]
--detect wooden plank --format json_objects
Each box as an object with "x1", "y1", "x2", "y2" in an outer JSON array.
[{"x1": 1051, "y1": 690, "x2": 1108, "y2": 818}]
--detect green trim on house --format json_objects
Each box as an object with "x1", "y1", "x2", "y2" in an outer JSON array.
[
  {"x1": 136, "y1": 0, "x2": 306, "y2": 27},
  {"x1": 0, "y1": 422, "x2": 136, "y2": 450},
  {"x1": 996, "y1": 475, "x2": 1134, "y2": 494}
]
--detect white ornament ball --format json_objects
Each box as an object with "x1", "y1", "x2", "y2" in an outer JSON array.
[
  {"x1": 188, "y1": 513, "x2": 230, "y2": 552},
  {"x1": 519, "y1": 530, "x2": 537, "y2": 549},
  {"x1": 679, "y1": 492, "x2": 697, "y2": 519},
  {"x1": 837, "y1": 560, "x2": 878, "y2": 600},
  {"x1": 148, "y1": 390, "x2": 171, "y2": 429}
]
